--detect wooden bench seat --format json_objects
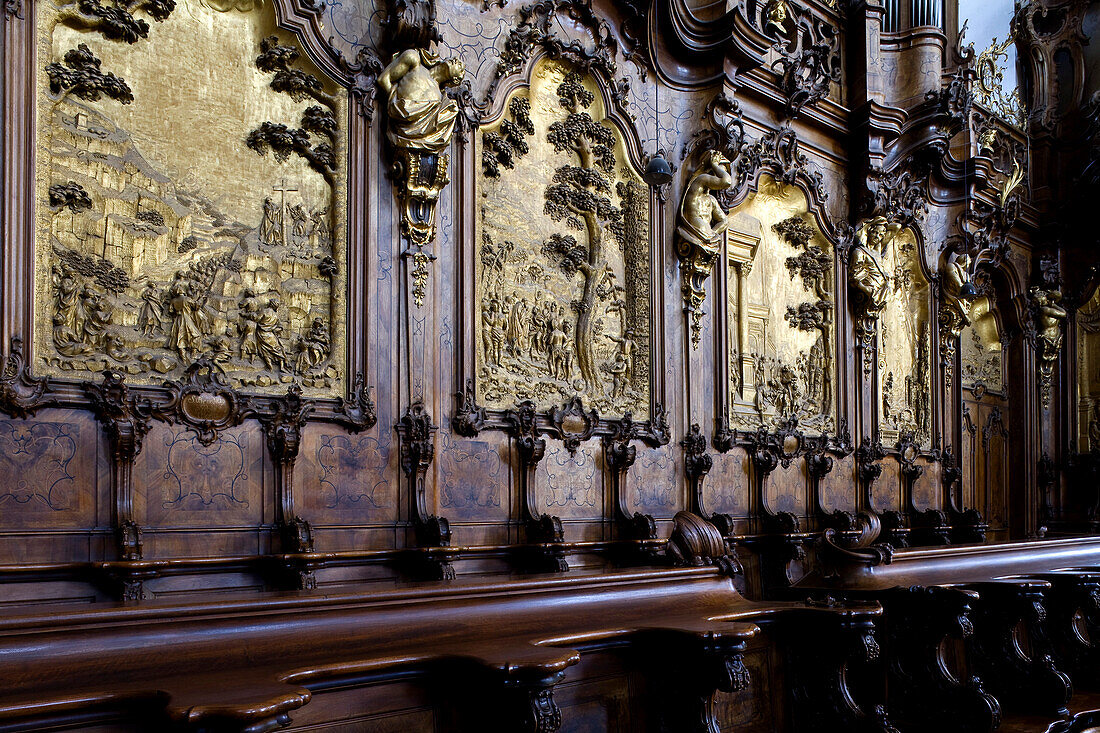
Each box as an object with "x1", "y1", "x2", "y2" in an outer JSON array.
[
  {"x1": 786, "y1": 535, "x2": 1100, "y2": 732},
  {"x1": 0, "y1": 565, "x2": 891, "y2": 733}
]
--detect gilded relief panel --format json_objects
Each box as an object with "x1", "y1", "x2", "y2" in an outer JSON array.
[
  {"x1": 475, "y1": 58, "x2": 651, "y2": 417},
  {"x1": 878, "y1": 228, "x2": 932, "y2": 445},
  {"x1": 1076, "y1": 286, "x2": 1100, "y2": 452},
  {"x1": 960, "y1": 296, "x2": 1004, "y2": 393},
  {"x1": 35, "y1": 0, "x2": 348, "y2": 395},
  {"x1": 726, "y1": 175, "x2": 837, "y2": 434}
]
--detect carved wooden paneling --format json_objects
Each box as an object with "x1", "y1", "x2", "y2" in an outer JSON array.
[
  {"x1": 296, "y1": 422, "x2": 398, "y2": 526},
  {"x1": 0, "y1": 410, "x2": 94, "y2": 527},
  {"x1": 135, "y1": 421, "x2": 265, "y2": 533}
]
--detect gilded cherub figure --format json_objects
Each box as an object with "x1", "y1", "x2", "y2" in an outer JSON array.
[
  {"x1": 676, "y1": 150, "x2": 733, "y2": 348},
  {"x1": 377, "y1": 49, "x2": 465, "y2": 154}
]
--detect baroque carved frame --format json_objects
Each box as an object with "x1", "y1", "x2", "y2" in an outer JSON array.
[{"x1": 452, "y1": 40, "x2": 670, "y2": 453}]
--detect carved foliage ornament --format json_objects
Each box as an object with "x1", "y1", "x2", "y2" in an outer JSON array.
[{"x1": 770, "y1": 14, "x2": 841, "y2": 117}]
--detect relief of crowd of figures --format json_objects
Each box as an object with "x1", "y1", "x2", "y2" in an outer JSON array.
[
  {"x1": 475, "y1": 60, "x2": 651, "y2": 418},
  {"x1": 35, "y1": 0, "x2": 347, "y2": 395}
]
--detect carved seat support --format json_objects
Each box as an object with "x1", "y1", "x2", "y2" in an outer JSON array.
[
  {"x1": 1026, "y1": 570, "x2": 1100, "y2": 691},
  {"x1": 786, "y1": 600, "x2": 900, "y2": 733},
  {"x1": 398, "y1": 402, "x2": 455, "y2": 580},
  {"x1": 681, "y1": 424, "x2": 735, "y2": 536},
  {"x1": 86, "y1": 372, "x2": 151, "y2": 577},
  {"x1": 881, "y1": 586, "x2": 1001, "y2": 732},
  {"x1": 963, "y1": 580, "x2": 1073, "y2": 717},
  {"x1": 260, "y1": 386, "x2": 316, "y2": 590},
  {"x1": 603, "y1": 416, "x2": 659, "y2": 563}
]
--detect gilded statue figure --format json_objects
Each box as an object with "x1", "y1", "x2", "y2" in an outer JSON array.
[
  {"x1": 849, "y1": 217, "x2": 899, "y2": 318},
  {"x1": 939, "y1": 252, "x2": 974, "y2": 339},
  {"x1": 676, "y1": 150, "x2": 733, "y2": 348},
  {"x1": 1033, "y1": 287, "x2": 1067, "y2": 353},
  {"x1": 848, "y1": 216, "x2": 901, "y2": 352},
  {"x1": 1031, "y1": 286, "x2": 1066, "y2": 407},
  {"x1": 377, "y1": 49, "x2": 465, "y2": 154}
]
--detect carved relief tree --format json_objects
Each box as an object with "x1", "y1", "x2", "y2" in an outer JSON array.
[
  {"x1": 542, "y1": 72, "x2": 625, "y2": 392},
  {"x1": 248, "y1": 37, "x2": 338, "y2": 187}
]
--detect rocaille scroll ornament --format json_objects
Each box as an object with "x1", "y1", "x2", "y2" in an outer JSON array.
[{"x1": 676, "y1": 150, "x2": 733, "y2": 349}]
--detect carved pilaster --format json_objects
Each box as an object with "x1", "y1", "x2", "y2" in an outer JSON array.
[
  {"x1": 681, "y1": 424, "x2": 734, "y2": 536},
  {"x1": 398, "y1": 402, "x2": 453, "y2": 580},
  {"x1": 261, "y1": 385, "x2": 316, "y2": 589},
  {"x1": 86, "y1": 372, "x2": 152, "y2": 566},
  {"x1": 506, "y1": 401, "x2": 566, "y2": 573}
]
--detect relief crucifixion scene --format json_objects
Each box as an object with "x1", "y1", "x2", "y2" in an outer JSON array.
[{"x1": 35, "y1": 0, "x2": 347, "y2": 395}]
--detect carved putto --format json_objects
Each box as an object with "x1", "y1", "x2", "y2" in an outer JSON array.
[{"x1": 676, "y1": 150, "x2": 733, "y2": 348}]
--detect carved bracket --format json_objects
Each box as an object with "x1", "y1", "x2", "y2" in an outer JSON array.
[
  {"x1": 86, "y1": 371, "x2": 153, "y2": 562},
  {"x1": 506, "y1": 400, "x2": 566, "y2": 573},
  {"x1": 397, "y1": 402, "x2": 454, "y2": 579},
  {"x1": 0, "y1": 337, "x2": 51, "y2": 418}
]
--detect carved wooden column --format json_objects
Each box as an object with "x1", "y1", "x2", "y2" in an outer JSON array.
[
  {"x1": 398, "y1": 401, "x2": 454, "y2": 580},
  {"x1": 85, "y1": 371, "x2": 151, "y2": 598},
  {"x1": 505, "y1": 401, "x2": 566, "y2": 573},
  {"x1": 603, "y1": 415, "x2": 658, "y2": 560},
  {"x1": 260, "y1": 385, "x2": 316, "y2": 590}
]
